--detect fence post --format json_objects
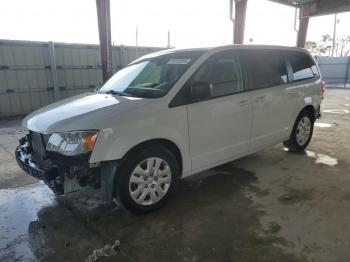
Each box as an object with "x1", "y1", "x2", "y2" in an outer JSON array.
[
  {"x1": 48, "y1": 41, "x2": 59, "y2": 101},
  {"x1": 344, "y1": 56, "x2": 350, "y2": 88},
  {"x1": 120, "y1": 45, "x2": 126, "y2": 68}
]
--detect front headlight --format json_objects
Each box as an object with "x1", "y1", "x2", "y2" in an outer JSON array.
[{"x1": 46, "y1": 131, "x2": 98, "y2": 156}]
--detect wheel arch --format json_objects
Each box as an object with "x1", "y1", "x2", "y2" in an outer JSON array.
[
  {"x1": 300, "y1": 105, "x2": 316, "y2": 122},
  {"x1": 120, "y1": 138, "x2": 183, "y2": 174},
  {"x1": 284, "y1": 104, "x2": 315, "y2": 152}
]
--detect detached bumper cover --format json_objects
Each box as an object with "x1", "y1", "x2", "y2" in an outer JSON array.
[
  {"x1": 16, "y1": 145, "x2": 47, "y2": 179},
  {"x1": 16, "y1": 134, "x2": 101, "y2": 195},
  {"x1": 15, "y1": 143, "x2": 63, "y2": 194}
]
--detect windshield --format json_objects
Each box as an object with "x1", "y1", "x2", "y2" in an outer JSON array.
[{"x1": 99, "y1": 50, "x2": 204, "y2": 98}]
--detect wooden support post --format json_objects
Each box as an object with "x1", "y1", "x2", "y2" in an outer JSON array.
[
  {"x1": 96, "y1": 0, "x2": 112, "y2": 83},
  {"x1": 234, "y1": 0, "x2": 248, "y2": 44},
  {"x1": 297, "y1": 6, "x2": 310, "y2": 48}
]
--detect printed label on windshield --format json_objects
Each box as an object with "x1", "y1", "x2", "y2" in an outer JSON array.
[{"x1": 167, "y1": 59, "x2": 191, "y2": 65}]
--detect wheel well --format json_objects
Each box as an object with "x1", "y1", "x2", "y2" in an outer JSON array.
[
  {"x1": 302, "y1": 105, "x2": 316, "y2": 122},
  {"x1": 121, "y1": 139, "x2": 183, "y2": 173}
]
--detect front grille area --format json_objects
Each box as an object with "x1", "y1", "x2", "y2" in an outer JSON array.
[
  {"x1": 29, "y1": 131, "x2": 52, "y2": 169},
  {"x1": 17, "y1": 132, "x2": 100, "y2": 195}
]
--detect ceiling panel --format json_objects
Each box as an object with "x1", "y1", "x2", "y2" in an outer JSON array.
[{"x1": 268, "y1": 0, "x2": 350, "y2": 16}]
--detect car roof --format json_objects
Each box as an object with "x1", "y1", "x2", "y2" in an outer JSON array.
[{"x1": 132, "y1": 45, "x2": 310, "y2": 64}]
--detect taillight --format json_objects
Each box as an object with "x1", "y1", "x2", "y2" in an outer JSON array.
[{"x1": 320, "y1": 80, "x2": 326, "y2": 98}]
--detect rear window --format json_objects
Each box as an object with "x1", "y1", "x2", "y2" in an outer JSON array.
[
  {"x1": 289, "y1": 51, "x2": 319, "y2": 81},
  {"x1": 239, "y1": 50, "x2": 288, "y2": 91}
]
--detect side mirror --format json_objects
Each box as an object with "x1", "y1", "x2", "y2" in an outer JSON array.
[{"x1": 190, "y1": 82, "x2": 213, "y2": 101}]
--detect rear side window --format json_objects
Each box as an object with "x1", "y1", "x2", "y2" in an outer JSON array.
[
  {"x1": 289, "y1": 51, "x2": 319, "y2": 81},
  {"x1": 239, "y1": 50, "x2": 288, "y2": 91},
  {"x1": 190, "y1": 50, "x2": 244, "y2": 98}
]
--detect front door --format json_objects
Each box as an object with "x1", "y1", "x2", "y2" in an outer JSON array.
[{"x1": 186, "y1": 50, "x2": 252, "y2": 173}]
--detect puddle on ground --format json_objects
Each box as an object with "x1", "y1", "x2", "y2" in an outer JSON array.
[
  {"x1": 305, "y1": 150, "x2": 338, "y2": 167},
  {"x1": 314, "y1": 122, "x2": 332, "y2": 128},
  {"x1": 278, "y1": 188, "x2": 313, "y2": 205},
  {"x1": 322, "y1": 109, "x2": 349, "y2": 114},
  {"x1": 283, "y1": 148, "x2": 338, "y2": 167},
  {"x1": 0, "y1": 182, "x2": 56, "y2": 261}
]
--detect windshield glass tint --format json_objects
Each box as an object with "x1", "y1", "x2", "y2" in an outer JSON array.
[{"x1": 99, "y1": 51, "x2": 204, "y2": 98}]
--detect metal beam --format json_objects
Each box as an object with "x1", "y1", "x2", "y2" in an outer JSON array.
[
  {"x1": 96, "y1": 0, "x2": 112, "y2": 83},
  {"x1": 331, "y1": 14, "x2": 338, "y2": 56},
  {"x1": 268, "y1": 0, "x2": 315, "y2": 8},
  {"x1": 309, "y1": 0, "x2": 350, "y2": 16},
  {"x1": 269, "y1": 0, "x2": 350, "y2": 17},
  {"x1": 234, "y1": 0, "x2": 248, "y2": 44}
]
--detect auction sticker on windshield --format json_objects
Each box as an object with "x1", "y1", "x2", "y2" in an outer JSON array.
[{"x1": 167, "y1": 59, "x2": 191, "y2": 64}]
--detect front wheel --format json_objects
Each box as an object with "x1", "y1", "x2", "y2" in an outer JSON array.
[
  {"x1": 114, "y1": 146, "x2": 180, "y2": 214},
  {"x1": 283, "y1": 110, "x2": 314, "y2": 152}
]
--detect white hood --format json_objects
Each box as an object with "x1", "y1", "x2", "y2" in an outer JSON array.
[{"x1": 23, "y1": 92, "x2": 147, "y2": 133}]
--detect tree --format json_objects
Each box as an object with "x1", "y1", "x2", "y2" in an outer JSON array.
[
  {"x1": 305, "y1": 41, "x2": 319, "y2": 54},
  {"x1": 305, "y1": 34, "x2": 350, "y2": 57},
  {"x1": 305, "y1": 39, "x2": 328, "y2": 56},
  {"x1": 337, "y1": 35, "x2": 350, "y2": 56}
]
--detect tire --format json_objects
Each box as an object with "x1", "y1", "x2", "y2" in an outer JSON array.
[
  {"x1": 114, "y1": 145, "x2": 180, "y2": 214},
  {"x1": 283, "y1": 110, "x2": 314, "y2": 152}
]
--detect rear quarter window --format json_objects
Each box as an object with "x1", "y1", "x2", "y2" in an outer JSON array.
[{"x1": 289, "y1": 51, "x2": 319, "y2": 81}]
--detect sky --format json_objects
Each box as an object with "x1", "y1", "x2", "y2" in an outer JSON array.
[{"x1": 0, "y1": 0, "x2": 349, "y2": 48}]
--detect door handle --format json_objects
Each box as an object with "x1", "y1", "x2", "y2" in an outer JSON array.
[
  {"x1": 238, "y1": 100, "x2": 248, "y2": 106},
  {"x1": 255, "y1": 96, "x2": 265, "y2": 103}
]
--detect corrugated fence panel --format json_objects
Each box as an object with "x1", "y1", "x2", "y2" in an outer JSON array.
[
  {"x1": 0, "y1": 40, "x2": 54, "y2": 117},
  {"x1": 0, "y1": 40, "x2": 163, "y2": 117},
  {"x1": 317, "y1": 56, "x2": 350, "y2": 88}
]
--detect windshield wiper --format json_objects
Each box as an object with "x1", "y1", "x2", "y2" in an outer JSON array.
[{"x1": 104, "y1": 90, "x2": 134, "y2": 97}]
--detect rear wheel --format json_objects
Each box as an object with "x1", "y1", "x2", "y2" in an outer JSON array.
[
  {"x1": 114, "y1": 146, "x2": 179, "y2": 214},
  {"x1": 283, "y1": 110, "x2": 314, "y2": 152}
]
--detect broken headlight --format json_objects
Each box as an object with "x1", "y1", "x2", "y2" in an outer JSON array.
[{"x1": 46, "y1": 131, "x2": 98, "y2": 156}]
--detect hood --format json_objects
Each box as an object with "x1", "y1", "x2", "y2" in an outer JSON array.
[{"x1": 23, "y1": 92, "x2": 147, "y2": 133}]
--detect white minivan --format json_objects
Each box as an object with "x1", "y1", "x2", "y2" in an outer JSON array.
[{"x1": 16, "y1": 45, "x2": 324, "y2": 213}]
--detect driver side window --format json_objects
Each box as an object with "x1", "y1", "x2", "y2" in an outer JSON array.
[{"x1": 190, "y1": 51, "x2": 243, "y2": 99}]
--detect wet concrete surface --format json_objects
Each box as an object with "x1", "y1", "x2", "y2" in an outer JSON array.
[
  {"x1": 0, "y1": 182, "x2": 54, "y2": 261},
  {"x1": 0, "y1": 89, "x2": 350, "y2": 262}
]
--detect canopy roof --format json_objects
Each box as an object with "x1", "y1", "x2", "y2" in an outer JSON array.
[{"x1": 269, "y1": 0, "x2": 350, "y2": 16}]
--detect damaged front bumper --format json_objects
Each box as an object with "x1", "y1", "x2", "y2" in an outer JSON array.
[{"x1": 15, "y1": 133, "x2": 101, "y2": 195}]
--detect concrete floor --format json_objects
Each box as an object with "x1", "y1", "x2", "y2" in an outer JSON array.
[{"x1": 0, "y1": 89, "x2": 350, "y2": 262}]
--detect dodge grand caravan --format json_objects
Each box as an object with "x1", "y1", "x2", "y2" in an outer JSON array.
[{"x1": 16, "y1": 45, "x2": 324, "y2": 213}]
